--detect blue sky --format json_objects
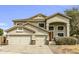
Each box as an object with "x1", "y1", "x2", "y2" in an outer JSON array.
[{"x1": 0, "y1": 5, "x2": 79, "y2": 30}]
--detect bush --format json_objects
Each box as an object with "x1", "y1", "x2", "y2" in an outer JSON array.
[
  {"x1": 0, "y1": 28, "x2": 3, "y2": 36},
  {"x1": 54, "y1": 37, "x2": 78, "y2": 45},
  {"x1": 73, "y1": 35, "x2": 79, "y2": 44}
]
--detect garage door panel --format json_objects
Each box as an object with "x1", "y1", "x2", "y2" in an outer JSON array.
[
  {"x1": 7, "y1": 35, "x2": 31, "y2": 45},
  {"x1": 35, "y1": 35, "x2": 47, "y2": 45}
]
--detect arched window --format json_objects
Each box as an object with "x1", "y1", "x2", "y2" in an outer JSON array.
[{"x1": 16, "y1": 23, "x2": 22, "y2": 26}]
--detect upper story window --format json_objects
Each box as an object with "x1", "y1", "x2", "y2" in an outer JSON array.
[
  {"x1": 49, "y1": 26, "x2": 54, "y2": 30},
  {"x1": 39, "y1": 23, "x2": 45, "y2": 28},
  {"x1": 16, "y1": 23, "x2": 22, "y2": 26},
  {"x1": 58, "y1": 26, "x2": 64, "y2": 30}
]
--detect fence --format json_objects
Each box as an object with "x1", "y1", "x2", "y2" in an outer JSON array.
[{"x1": 0, "y1": 36, "x2": 8, "y2": 45}]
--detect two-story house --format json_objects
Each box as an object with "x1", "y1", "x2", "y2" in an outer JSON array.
[{"x1": 6, "y1": 13, "x2": 71, "y2": 45}]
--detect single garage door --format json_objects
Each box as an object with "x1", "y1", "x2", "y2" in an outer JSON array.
[
  {"x1": 7, "y1": 35, "x2": 32, "y2": 45},
  {"x1": 35, "y1": 35, "x2": 47, "y2": 45}
]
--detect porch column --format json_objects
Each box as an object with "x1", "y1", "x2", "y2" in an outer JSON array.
[
  {"x1": 46, "y1": 23, "x2": 49, "y2": 31},
  {"x1": 32, "y1": 35, "x2": 35, "y2": 40},
  {"x1": 67, "y1": 23, "x2": 70, "y2": 37}
]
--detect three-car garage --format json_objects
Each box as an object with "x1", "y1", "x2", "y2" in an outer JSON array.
[
  {"x1": 7, "y1": 35, "x2": 48, "y2": 45},
  {"x1": 6, "y1": 25, "x2": 49, "y2": 45}
]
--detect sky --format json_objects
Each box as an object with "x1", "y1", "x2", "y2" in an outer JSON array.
[{"x1": 0, "y1": 5, "x2": 79, "y2": 30}]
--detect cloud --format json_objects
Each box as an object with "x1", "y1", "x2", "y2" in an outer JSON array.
[
  {"x1": 0, "y1": 22, "x2": 8, "y2": 29},
  {"x1": 0, "y1": 22, "x2": 12, "y2": 30},
  {"x1": 0, "y1": 22, "x2": 7, "y2": 26}
]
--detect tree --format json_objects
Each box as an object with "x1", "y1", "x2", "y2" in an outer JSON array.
[
  {"x1": 0, "y1": 28, "x2": 3, "y2": 36},
  {"x1": 64, "y1": 8, "x2": 79, "y2": 36}
]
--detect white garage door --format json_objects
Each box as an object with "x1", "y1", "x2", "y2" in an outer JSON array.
[
  {"x1": 35, "y1": 35, "x2": 47, "y2": 45},
  {"x1": 7, "y1": 35, "x2": 32, "y2": 45}
]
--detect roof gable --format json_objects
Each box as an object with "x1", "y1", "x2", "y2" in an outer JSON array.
[
  {"x1": 13, "y1": 13, "x2": 71, "y2": 22},
  {"x1": 13, "y1": 13, "x2": 47, "y2": 22},
  {"x1": 28, "y1": 13, "x2": 47, "y2": 19},
  {"x1": 23, "y1": 22, "x2": 48, "y2": 33},
  {"x1": 5, "y1": 26, "x2": 35, "y2": 33},
  {"x1": 46, "y1": 13, "x2": 71, "y2": 20}
]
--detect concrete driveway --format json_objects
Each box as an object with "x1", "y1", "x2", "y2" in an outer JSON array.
[{"x1": 0, "y1": 45, "x2": 53, "y2": 54}]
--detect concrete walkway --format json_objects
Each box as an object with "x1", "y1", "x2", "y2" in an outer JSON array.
[{"x1": 0, "y1": 45, "x2": 53, "y2": 54}]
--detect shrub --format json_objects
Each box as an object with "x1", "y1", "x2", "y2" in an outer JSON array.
[
  {"x1": 0, "y1": 28, "x2": 3, "y2": 36},
  {"x1": 73, "y1": 35, "x2": 79, "y2": 44},
  {"x1": 54, "y1": 37, "x2": 78, "y2": 45}
]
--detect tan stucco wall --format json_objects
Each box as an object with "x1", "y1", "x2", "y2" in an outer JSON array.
[
  {"x1": 49, "y1": 23, "x2": 67, "y2": 37},
  {"x1": 46, "y1": 15, "x2": 69, "y2": 25},
  {"x1": 25, "y1": 24, "x2": 48, "y2": 35},
  {"x1": 6, "y1": 25, "x2": 49, "y2": 45},
  {"x1": 6, "y1": 28, "x2": 34, "y2": 35},
  {"x1": 46, "y1": 15, "x2": 70, "y2": 37},
  {"x1": 14, "y1": 21, "x2": 46, "y2": 29},
  {"x1": 14, "y1": 16, "x2": 46, "y2": 26},
  {"x1": 33, "y1": 16, "x2": 45, "y2": 20},
  {"x1": 27, "y1": 21, "x2": 46, "y2": 28}
]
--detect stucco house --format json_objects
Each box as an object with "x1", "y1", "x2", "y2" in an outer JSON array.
[{"x1": 6, "y1": 13, "x2": 71, "y2": 45}]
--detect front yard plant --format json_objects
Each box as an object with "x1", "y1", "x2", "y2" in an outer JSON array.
[{"x1": 54, "y1": 37, "x2": 78, "y2": 45}]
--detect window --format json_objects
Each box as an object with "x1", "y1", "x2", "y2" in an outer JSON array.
[
  {"x1": 16, "y1": 27, "x2": 23, "y2": 33},
  {"x1": 17, "y1": 27, "x2": 23, "y2": 30},
  {"x1": 58, "y1": 33, "x2": 64, "y2": 36},
  {"x1": 58, "y1": 26, "x2": 64, "y2": 30},
  {"x1": 16, "y1": 23, "x2": 22, "y2": 26},
  {"x1": 49, "y1": 26, "x2": 54, "y2": 30},
  {"x1": 39, "y1": 23, "x2": 44, "y2": 28}
]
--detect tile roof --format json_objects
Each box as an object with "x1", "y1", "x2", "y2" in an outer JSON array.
[
  {"x1": 13, "y1": 13, "x2": 47, "y2": 22},
  {"x1": 5, "y1": 26, "x2": 35, "y2": 33}
]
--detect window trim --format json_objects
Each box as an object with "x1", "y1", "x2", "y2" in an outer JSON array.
[
  {"x1": 58, "y1": 32, "x2": 64, "y2": 37},
  {"x1": 38, "y1": 22, "x2": 45, "y2": 28},
  {"x1": 16, "y1": 23, "x2": 22, "y2": 26},
  {"x1": 49, "y1": 25, "x2": 54, "y2": 30},
  {"x1": 58, "y1": 25, "x2": 64, "y2": 30},
  {"x1": 16, "y1": 27, "x2": 23, "y2": 32}
]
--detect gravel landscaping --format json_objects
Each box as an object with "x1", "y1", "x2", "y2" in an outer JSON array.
[{"x1": 49, "y1": 45, "x2": 79, "y2": 54}]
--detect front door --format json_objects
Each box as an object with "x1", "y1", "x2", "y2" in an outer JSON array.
[{"x1": 49, "y1": 32, "x2": 53, "y2": 41}]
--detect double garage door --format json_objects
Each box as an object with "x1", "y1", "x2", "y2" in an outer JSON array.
[{"x1": 7, "y1": 35, "x2": 32, "y2": 45}]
